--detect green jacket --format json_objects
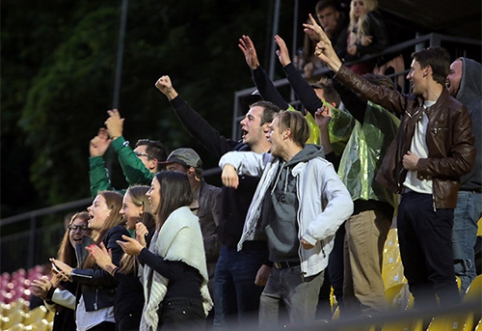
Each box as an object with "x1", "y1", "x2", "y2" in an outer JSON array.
[{"x1": 89, "y1": 136, "x2": 154, "y2": 197}]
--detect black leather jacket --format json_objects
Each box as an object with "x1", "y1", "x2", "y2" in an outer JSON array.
[
  {"x1": 335, "y1": 65, "x2": 475, "y2": 209},
  {"x1": 72, "y1": 225, "x2": 129, "y2": 311}
]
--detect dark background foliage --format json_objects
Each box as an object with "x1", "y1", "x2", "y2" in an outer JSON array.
[{"x1": 1, "y1": 0, "x2": 300, "y2": 217}]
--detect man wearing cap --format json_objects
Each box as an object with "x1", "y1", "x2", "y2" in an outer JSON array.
[{"x1": 159, "y1": 147, "x2": 223, "y2": 296}]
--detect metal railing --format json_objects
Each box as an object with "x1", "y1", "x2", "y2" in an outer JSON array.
[
  {"x1": 230, "y1": 32, "x2": 481, "y2": 141},
  {"x1": 0, "y1": 167, "x2": 221, "y2": 273}
]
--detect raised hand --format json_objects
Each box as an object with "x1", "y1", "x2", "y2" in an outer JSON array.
[
  {"x1": 104, "y1": 109, "x2": 124, "y2": 139},
  {"x1": 155, "y1": 75, "x2": 178, "y2": 100},
  {"x1": 238, "y1": 35, "x2": 260, "y2": 70},
  {"x1": 89, "y1": 128, "x2": 111, "y2": 157},
  {"x1": 303, "y1": 14, "x2": 342, "y2": 72},
  {"x1": 274, "y1": 35, "x2": 291, "y2": 67},
  {"x1": 314, "y1": 104, "x2": 332, "y2": 128}
]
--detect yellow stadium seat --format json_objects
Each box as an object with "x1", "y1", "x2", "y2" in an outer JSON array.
[
  {"x1": 23, "y1": 305, "x2": 47, "y2": 326},
  {"x1": 474, "y1": 319, "x2": 481, "y2": 331},
  {"x1": 5, "y1": 323, "x2": 25, "y2": 331},
  {"x1": 464, "y1": 274, "x2": 482, "y2": 302},
  {"x1": 477, "y1": 217, "x2": 482, "y2": 236},
  {"x1": 1, "y1": 309, "x2": 26, "y2": 330},
  {"x1": 44, "y1": 310, "x2": 54, "y2": 323},
  {"x1": 385, "y1": 283, "x2": 414, "y2": 311},
  {"x1": 426, "y1": 312, "x2": 474, "y2": 331},
  {"x1": 382, "y1": 262, "x2": 406, "y2": 289},
  {"x1": 381, "y1": 319, "x2": 423, "y2": 331},
  {"x1": 24, "y1": 319, "x2": 49, "y2": 331}
]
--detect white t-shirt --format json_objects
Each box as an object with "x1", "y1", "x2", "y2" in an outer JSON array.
[
  {"x1": 403, "y1": 101, "x2": 436, "y2": 194},
  {"x1": 76, "y1": 295, "x2": 115, "y2": 331}
]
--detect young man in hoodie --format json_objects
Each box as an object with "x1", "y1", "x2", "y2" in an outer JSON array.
[
  {"x1": 446, "y1": 57, "x2": 482, "y2": 294},
  {"x1": 220, "y1": 110, "x2": 353, "y2": 327},
  {"x1": 307, "y1": 16, "x2": 475, "y2": 308}
]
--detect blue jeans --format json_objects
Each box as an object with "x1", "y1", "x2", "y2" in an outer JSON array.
[
  {"x1": 259, "y1": 266, "x2": 324, "y2": 328},
  {"x1": 212, "y1": 245, "x2": 267, "y2": 330},
  {"x1": 453, "y1": 191, "x2": 482, "y2": 293}
]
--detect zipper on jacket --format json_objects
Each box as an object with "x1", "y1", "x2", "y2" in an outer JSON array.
[{"x1": 94, "y1": 289, "x2": 98, "y2": 310}]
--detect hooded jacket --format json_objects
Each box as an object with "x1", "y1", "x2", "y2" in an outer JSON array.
[
  {"x1": 456, "y1": 58, "x2": 482, "y2": 192},
  {"x1": 219, "y1": 145, "x2": 353, "y2": 277}
]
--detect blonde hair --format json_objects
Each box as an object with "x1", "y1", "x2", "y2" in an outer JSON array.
[
  {"x1": 348, "y1": 0, "x2": 378, "y2": 41},
  {"x1": 83, "y1": 191, "x2": 124, "y2": 269},
  {"x1": 118, "y1": 186, "x2": 155, "y2": 274}
]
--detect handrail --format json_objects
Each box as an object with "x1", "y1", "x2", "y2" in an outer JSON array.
[{"x1": 230, "y1": 32, "x2": 481, "y2": 141}]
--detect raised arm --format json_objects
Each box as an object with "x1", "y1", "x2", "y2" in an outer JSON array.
[
  {"x1": 239, "y1": 35, "x2": 290, "y2": 109},
  {"x1": 275, "y1": 34, "x2": 323, "y2": 116},
  {"x1": 89, "y1": 128, "x2": 113, "y2": 197},
  {"x1": 155, "y1": 75, "x2": 238, "y2": 160},
  {"x1": 105, "y1": 109, "x2": 153, "y2": 186},
  {"x1": 305, "y1": 14, "x2": 406, "y2": 114}
]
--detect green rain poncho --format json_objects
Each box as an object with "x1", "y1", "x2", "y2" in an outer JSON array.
[{"x1": 337, "y1": 101, "x2": 400, "y2": 209}]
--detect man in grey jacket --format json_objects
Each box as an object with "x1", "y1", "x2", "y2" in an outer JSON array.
[
  {"x1": 159, "y1": 148, "x2": 222, "y2": 297},
  {"x1": 446, "y1": 57, "x2": 482, "y2": 294},
  {"x1": 220, "y1": 110, "x2": 353, "y2": 327}
]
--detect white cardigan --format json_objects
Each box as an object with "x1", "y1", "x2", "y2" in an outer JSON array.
[{"x1": 140, "y1": 206, "x2": 213, "y2": 331}]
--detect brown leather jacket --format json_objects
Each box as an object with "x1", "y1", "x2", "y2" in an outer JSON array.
[{"x1": 335, "y1": 65, "x2": 475, "y2": 209}]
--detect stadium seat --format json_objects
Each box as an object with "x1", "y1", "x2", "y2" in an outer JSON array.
[
  {"x1": 464, "y1": 274, "x2": 482, "y2": 302},
  {"x1": 5, "y1": 323, "x2": 25, "y2": 331},
  {"x1": 1, "y1": 309, "x2": 26, "y2": 330},
  {"x1": 24, "y1": 319, "x2": 50, "y2": 331},
  {"x1": 475, "y1": 319, "x2": 481, "y2": 331},
  {"x1": 382, "y1": 262, "x2": 405, "y2": 289},
  {"x1": 385, "y1": 283, "x2": 413, "y2": 310},
  {"x1": 23, "y1": 305, "x2": 47, "y2": 326},
  {"x1": 45, "y1": 310, "x2": 55, "y2": 323},
  {"x1": 426, "y1": 312, "x2": 474, "y2": 331},
  {"x1": 381, "y1": 319, "x2": 423, "y2": 331}
]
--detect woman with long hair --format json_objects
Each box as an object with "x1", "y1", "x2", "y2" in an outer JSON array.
[
  {"x1": 345, "y1": 0, "x2": 389, "y2": 74},
  {"x1": 31, "y1": 211, "x2": 91, "y2": 331},
  {"x1": 118, "y1": 171, "x2": 213, "y2": 331},
  {"x1": 87, "y1": 185, "x2": 156, "y2": 331},
  {"x1": 52, "y1": 191, "x2": 128, "y2": 331}
]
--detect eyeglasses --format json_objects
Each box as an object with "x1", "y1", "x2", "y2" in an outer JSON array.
[
  {"x1": 134, "y1": 151, "x2": 152, "y2": 159},
  {"x1": 68, "y1": 224, "x2": 90, "y2": 232}
]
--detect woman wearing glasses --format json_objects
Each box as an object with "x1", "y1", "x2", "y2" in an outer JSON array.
[
  {"x1": 52, "y1": 191, "x2": 128, "y2": 331},
  {"x1": 31, "y1": 211, "x2": 92, "y2": 331}
]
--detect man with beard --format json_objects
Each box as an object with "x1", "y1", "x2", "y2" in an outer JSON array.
[{"x1": 446, "y1": 57, "x2": 482, "y2": 294}]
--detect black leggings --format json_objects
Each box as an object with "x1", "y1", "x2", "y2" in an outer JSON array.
[
  {"x1": 89, "y1": 322, "x2": 116, "y2": 331},
  {"x1": 158, "y1": 297, "x2": 206, "y2": 331}
]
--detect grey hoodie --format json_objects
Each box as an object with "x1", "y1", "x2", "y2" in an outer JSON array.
[
  {"x1": 263, "y1": 145, "x2": 324, "y2": 262},
  {"x1": 456, "y1": 58, "x2": 482, "y2": 191}
]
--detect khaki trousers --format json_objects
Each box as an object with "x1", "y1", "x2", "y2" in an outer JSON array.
[{"x1": 343, "y1": 209, "x2": 391, "y2": 315}]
